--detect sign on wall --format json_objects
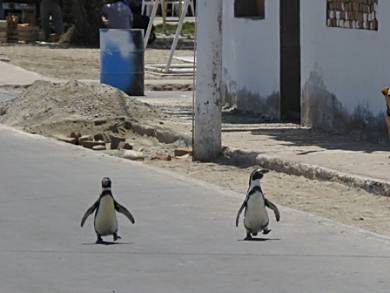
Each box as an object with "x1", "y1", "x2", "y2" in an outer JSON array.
[{"x1": 327, "y1": 0, "x2": 378, "y2": 31}]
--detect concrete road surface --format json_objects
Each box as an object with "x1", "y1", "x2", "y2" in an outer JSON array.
[{"x1": 1, "y1": 125, "x2": 390, "y2": 293}]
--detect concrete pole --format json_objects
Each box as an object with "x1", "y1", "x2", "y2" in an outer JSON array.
[{"x1": 193, "y1": 0, "x2": 223, "y2": 161}]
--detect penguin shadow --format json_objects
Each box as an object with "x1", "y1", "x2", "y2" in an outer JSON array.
[
  {"x1": 239, "y1": 237, "x2": 280, "y2": 242},
  {"x1": 82, "y1": 241, "x2": 133, "y2": 246}
]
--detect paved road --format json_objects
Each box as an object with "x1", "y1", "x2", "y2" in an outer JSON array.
[{"x1": 1, "y1": 125, "x2": 390, "y2": 293}]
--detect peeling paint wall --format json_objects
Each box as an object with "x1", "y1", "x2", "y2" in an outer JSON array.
[
  {"x1": 222, "y1": 0, "x2": 280, "y2": 119},
  {"x1": 301, "y1": 0, "x2": 390, "y2": 141}
]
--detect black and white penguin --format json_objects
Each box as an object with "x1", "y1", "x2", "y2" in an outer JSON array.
[
  {"x1": 235, "y1": 168, "x2": 280, "y2": 240},
  {"x1": 81, "y1": 177, "x2": 135, "y2": 243}
]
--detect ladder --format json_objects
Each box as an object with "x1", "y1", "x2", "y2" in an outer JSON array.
[{"x1": 144, "y1": 0, "x2": 195, "y2": 73}]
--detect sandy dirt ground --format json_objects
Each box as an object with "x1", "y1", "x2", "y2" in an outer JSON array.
[
  {"x1": 1, "y1": 45, "x2": 390, "y2": 237},
  {"x1": 0, "y1": 80, "x2": 188, "y2": 159},
  {"x1": 146, "y1": 158, "x2": 390, "y2": 237},
  {"x1": 0, "y1": 45, "x2": 193, "y2": 80}
]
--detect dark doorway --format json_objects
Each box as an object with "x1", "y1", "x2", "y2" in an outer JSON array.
[{"x1": 280, "y1": 0, "x2": 301, "y2": 123}]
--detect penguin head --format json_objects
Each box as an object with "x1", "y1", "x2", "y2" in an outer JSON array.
[
  {"x1": 249, "y1": 168, "x2": 269, "y2": 185},
  {"x1": 101, "y1": 177, "x2": 112, "y2": 189}
]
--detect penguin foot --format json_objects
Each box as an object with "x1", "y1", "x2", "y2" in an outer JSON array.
[
  {"x1": 113, "y1": 233, "x2": 122, "y2": 241},
  {"x1": 244, "y1": 232, "x2": 252, "y2": 240},
  {"x1": 263, "y1": 228, "x2": 271, "y2": 235},
  {"x1": 96, "y1": 235, "x2": 104, "y2": 244}
]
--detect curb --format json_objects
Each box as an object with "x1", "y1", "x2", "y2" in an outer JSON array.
[
  {"x1": 225, "y1": 149, "x2": 390, "y2": 197},
  {"x1": 131, "y1": 122, "x2": 192, "y2": 146},
  {"x1": 255, "y1": 155, "x2": 390, "y2": 197},
  {"x1": 145, "y1": 83, "x2": 193, "y2": 92}
]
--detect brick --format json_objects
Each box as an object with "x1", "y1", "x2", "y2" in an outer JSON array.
[
  {"x1": 109, "y1": 134, "x2": 126, "y2": 150},
  {"x1": 80, "y1": 140, "x2": 105, "y2": 149},
  {"x1": 174, "y1": 147, "x2": 193, "y2": 157},
  {"x1": 151, "y1": 154, "x2": 172, "y2": 161}
]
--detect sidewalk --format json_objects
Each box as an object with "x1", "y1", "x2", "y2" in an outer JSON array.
[
  {"x1": 140, "y1": 92, "x2": 390, "y2": 196},
  {"x1": 224, "y1": 124, "x2": 390, "y2": 195},
  {"x1": 0, "y1": 61, "x2": 57, "y2": 86},
  {"x1": 1, "y1": 61, "x2": 389, "y2": 196}
]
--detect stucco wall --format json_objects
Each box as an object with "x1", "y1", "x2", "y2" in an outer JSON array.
[
  {"x1": 301, "y1": 0, "x2": 390, "y2": 140},
  {"x1": 222, "y1": 0, "x2": 280, "y2": 119}
]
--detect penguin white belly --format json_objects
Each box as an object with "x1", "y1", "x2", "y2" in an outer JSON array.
[
  {"x1": 95, "y1": 196, "x2": 118, "y2": 236},
  {"x1": 244, "y1": 194, "x2": 269, "y2": 233}
]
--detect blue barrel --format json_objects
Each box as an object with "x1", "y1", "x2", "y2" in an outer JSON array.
[{"x1": 100, "y1": 29, "x2": 144, "y2": 96}]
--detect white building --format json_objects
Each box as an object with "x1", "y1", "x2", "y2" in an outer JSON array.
[{"x1": 222, "y1": 0, "x2": 388, "y2": 141}]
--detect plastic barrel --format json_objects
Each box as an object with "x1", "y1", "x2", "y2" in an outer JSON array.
[{"x1": 100, "y1": 29, "x2": 144, "y2": 96}]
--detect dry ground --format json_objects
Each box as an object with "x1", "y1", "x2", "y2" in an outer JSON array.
[
  {"x1": 1, "y1": 44, "x2": 390, "y2": 237},
  {"x1": 0, "y1": 44, "x2": 193, "y2": 80},
  {"x1": 146, "y1": 158, "x2": 390, "y2": 237}
]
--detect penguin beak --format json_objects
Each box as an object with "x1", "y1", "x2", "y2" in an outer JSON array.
[{"x1": 261, "y1": 169, "x2": 270, "y2": 174}]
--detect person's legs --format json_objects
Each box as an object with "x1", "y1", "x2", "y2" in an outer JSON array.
[
  {"x1": 40, "y1": 0, "x2": 51, "y2": 40},
  {"x1": 51, "y1": 2, "x2": 64, "y2": 35},
  {"x1": 0, "y1": 0, "x2": 5, "y2": 20}
]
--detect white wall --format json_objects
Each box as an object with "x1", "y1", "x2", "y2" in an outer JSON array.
[
  {"x1": 301, "y1": 0, "x2": 390, "y2": 118},
  {"x1": 222, "y1": 0, "x2": 280, "y2": 116}
]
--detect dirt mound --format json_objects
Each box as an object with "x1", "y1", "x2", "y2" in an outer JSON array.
[{"x1": 0, "y1": 80, "x2": 161, "y2": 136}]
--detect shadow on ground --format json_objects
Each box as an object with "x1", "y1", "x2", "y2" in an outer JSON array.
[
  {"x1": 82, "y1": 241, "x2": 133, "y2": 246},
  {"x1": 247, "y1": 126, "x2": 389, "y2": 153}
]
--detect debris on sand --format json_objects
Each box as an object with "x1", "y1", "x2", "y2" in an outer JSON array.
[
  {"x1": 0, "y1": 80, "x2": 160, "y2": 137},
  {"x1": 0, "y1": 80, "x2": 190, "y2": 160}
]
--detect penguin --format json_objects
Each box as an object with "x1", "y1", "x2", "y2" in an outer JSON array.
[
  {"x1": 235, "y1": 168, "x2": 280, "y2": 240},
  {"x1": 81, "y1": 177, "x2": 135, "y2": 244}
]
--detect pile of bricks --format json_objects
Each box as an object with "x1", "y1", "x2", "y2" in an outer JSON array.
[
  {"x1": 17, "y1": 23, "x2": 38, "y2": 43},
  {"x1": 327, "y1": 0, "x2": 378, "y2": 31},
  {"x1": 0, "y1": 20, "x2": 6, "y2": 43}
]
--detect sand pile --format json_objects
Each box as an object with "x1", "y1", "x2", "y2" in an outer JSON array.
[{"x1": 0, "y1": 80, "x2": 161, "y2": 136}]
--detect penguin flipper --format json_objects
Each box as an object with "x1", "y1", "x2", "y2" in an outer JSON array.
[
  {"x1": 235, "y1": 201, "x2": 247, "y2": 227},
  {"x1": 81, "y1": 201, "x2": 98, "y2": 227},
  {"x1": 114, "y1": 201, "x2": 135, "y2": 224},
  {"x1": 265, "y1": 198, "x2": 280, "y2": 222}
]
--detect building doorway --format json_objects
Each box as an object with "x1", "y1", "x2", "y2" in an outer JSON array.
[{"x1": 280, "y1": 0, "x2": 301, "y2": 122}]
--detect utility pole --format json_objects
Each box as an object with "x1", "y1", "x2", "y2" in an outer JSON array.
[{"x1": 193, "y1": 0, "x2": 223, "y2": 161}]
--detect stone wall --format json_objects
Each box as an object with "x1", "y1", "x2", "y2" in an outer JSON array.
[{"x1": 327, "y1": 0, "x2": 378, "y2": 30}]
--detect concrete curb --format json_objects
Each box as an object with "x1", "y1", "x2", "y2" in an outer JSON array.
[
  {"x1": 224, "y1": 148, "x2": 390, "y2": 197},
  {"x1": 131, "y1": 122, "x2": 192, "y2": 146},
  {"x1": 126, "y1": 120, "x2": 390, "y2": 197},
  {"x1": 255, "y1": 155, "x2": 390, "y2": 197}
]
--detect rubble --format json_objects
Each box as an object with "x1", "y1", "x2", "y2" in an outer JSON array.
[
  {"x1": 79, "y1": 140, "x2": 105, "y2": 149},
  {"x1": 151, "y1": 154, "x2": 172, "y2": 161},
  {"x1": 0, "y1": 80, "x2": 160, "y2": 133},
  {"x1": 174, "y1": 147, "x2": 193, "y2": 157},
  {"x1": 109, "y1": 134, "x2": 126, "y2": 150},
  {"x1": 78, "y1": 135, "x2": 93, "y2": 144},
  {"x1": 0, "y1": 80, "x2": 193, "y2": 164},
  {"x1": 52, "y1": 134, "x2": 77, "y2": 144},
  {"x1": 92, "y1": 145, "x2": 106, "y2": 151},
  {"x1": 122, "y1": 150, "x2": 145, "y2": 161},
  {"x1": 118, "y1": 141, "x2": 133, "y2": 150}
]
